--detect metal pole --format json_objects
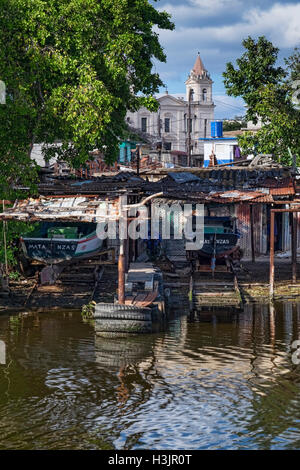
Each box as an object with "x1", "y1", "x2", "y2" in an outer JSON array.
[
  {"x1": 187, "y1": 89, "x2": 192, "y2": 167},
  {"x1": 136, "y1": 145, "x2": 140, "y2": 176},
  {"x1": 269, "y1": 210, "x2": 275, "y2": 298},
  {"x1": 250, "y1": 205, "x2": 255, "y2": 263},
  {"x1": 292, "y1": 211, "x2": 297, "y2": 283}
]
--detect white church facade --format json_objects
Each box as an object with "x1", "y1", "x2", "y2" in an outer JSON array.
[{"x1": 126, "y1": 54, "x2": 215, "y2": 156}]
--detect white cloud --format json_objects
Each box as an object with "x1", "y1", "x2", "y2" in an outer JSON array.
[
  {"x1": 160, "y1": 0, "x2": 241, "y2": 20},
  {"x1": 154, "y1": 1, "x2": 300, "y2": 118},
  {"x1": 241, "y1": 3, "x2": 300, "y2": 48},
  {"x1": 159, "y1": 2, "x2": 300, "y2": 49},
  {"x1": 190, "y1": 0, "x2": 242, "y2": 14}
]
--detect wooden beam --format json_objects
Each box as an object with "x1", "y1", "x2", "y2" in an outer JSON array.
[{"x1": 292, "y1": 212, "x2": 297, "y2": 283}]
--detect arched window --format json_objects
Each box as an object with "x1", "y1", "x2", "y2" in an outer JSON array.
[{"x1": 202, "y1": 88, "x2": 207, "y2": 102}]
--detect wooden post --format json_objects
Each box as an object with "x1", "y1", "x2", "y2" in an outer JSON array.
[
  {"x1": 292, "y1": 211, "x2": 297, "y2": 284},
  {"x1": 269, "y1": 210, "x2": 275, "y2": 298},
  {"x1": 2, "y1": 200, "x2": 8, "y2": 278},
  {"x1": 250, "y1": 204, "x2": 255, "y2": 263},
  {"x1": 118, "y1": 239, "x2": 125, "y2": 304},
  {"x1": 125, "y1": 223, "x2": 130, "y2": 272},
  {"x1": 118, "y1": 195, "x2": 127, "y2": 304},
  {"x1": 189, "y1": 274, "x2": 194, "y2": 314}
]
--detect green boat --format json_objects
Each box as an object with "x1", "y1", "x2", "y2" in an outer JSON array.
[{"x1": 20, "y1": 222, "x2": 104, "y2": 265}]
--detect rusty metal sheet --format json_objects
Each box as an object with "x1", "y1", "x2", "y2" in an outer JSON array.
[
  {"x1": 211, "y1": 190, "x2": 268, "y2": 201},
  {"x1": 0, "y1": 196, "x2": 120, "y2": 223},
  {"x1": 269, "y1": 186, "x2": 295, "y2": 196}
]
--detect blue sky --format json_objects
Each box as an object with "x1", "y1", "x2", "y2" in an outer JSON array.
[{"x1": 152, "y1": 0, "x2": 300, "y2": 118}]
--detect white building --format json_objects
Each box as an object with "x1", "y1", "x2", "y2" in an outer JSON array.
[
  {"x1": 201, "y1": 137, "x2": 240, "y2": 166},
  {"x1": 126, "y1": 54, "x2": 215, "y2": 156}
]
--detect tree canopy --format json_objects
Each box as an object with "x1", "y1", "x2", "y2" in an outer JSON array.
[
  {"x1": 0, "y1": 0, "x2": 174, "y2": 198},
  {"x1": 223, "y1": 36, "x2": 286, "y2": 123},
  {"x1": 223, "y1": 36, "x2": 300, "y2": 165}
]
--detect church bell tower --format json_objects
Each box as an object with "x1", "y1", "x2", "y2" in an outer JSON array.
[{"x1": 185, "y1": 53, "x2": 213, "y2": 103}]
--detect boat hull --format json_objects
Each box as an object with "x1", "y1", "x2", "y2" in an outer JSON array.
[
  {"x1": 21, "y1": 231, "x2": 103, "y2": 264},
  {"x1": 199, "y1": 233, "x2": 240, "y2": 258}
]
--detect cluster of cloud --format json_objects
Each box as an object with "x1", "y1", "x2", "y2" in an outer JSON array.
[{"x1": 154, "y1": 0, "x2": 300, "y2": 117}]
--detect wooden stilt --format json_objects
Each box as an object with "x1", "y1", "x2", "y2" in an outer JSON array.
[
  {"x1": 269, "y1": 210, "x2": 275, "y2": 298},
  {"x1": 2, "y1": 200, "x2": 8, "y2": 279},
  {"x1": 292, "y1": 212, "x2": 297, "y2": 284}
]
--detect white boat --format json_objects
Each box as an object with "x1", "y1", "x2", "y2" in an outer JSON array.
[{"x1": 21, "y1": 222, "x2": 104, "y2": 264}]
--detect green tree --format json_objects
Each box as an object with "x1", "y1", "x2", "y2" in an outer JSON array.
[
  {"x1": 0, "y1": 218, "x2": 37, "y2": 269},
  {"x1": 223, "y1": 38, "x2": 300, "y2": 164},
  {"x1": 285, "y1": 47, "x2": 300, "y2": 81},
  {"x1": 237, "y1": 83, "x2": 300, "y2": 165},
  {"x1": 0, "y1": 0, "x2": 174, "y2": 199},
  {"x1": 223, "y1": 36, "x2": 285, "y2": 123},
  {"x1": 223, "y1": 121, "x2": 246, "y2": 132}
]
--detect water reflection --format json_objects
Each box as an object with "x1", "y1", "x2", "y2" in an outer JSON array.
[{"x1": 0, "y1": 304, "x2": 300, "y2": 449}]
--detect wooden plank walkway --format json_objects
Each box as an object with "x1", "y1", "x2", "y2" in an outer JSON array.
[{"x1": 191, "y1": 266, "x2": 243, "y2": 310}]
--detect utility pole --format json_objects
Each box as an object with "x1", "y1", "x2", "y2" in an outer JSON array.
[
  {"x1": 136, "y1": 144, "x2": 141, "y2": 176},
  {"x1": 158, "y1": 106, "x2": 161, "y2": 138},
  {"x1": 187, "y1": 88, "x2": 193, "y2": 167},
  {"x1": 158, "y1": 107, "x2": 163, "y2": 161}
]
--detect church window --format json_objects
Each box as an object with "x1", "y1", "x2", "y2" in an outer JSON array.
[
  {"x1": 202, "y1": 89, "x2": 207, "y2": 102},
  {"x1": 164, "y1": 118, "x2": 170, "y2": 133},
  {"x1": 164, "y1": 142, "x2": 172, "y2": 151},
  {"x1": 141, "y1": 117, "x2": 147, "y2": 133}
]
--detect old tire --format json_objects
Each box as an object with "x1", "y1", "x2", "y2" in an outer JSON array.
[
  {"x1": 95, "y1": 319, "x2": 152, "y2": 334},
  {"x1": 94, "y1": 311, "x2": 152, "y2": 321},
  {"x1": 95, "y1": 303, "x2": 150, "y2": 312},
  {"x1": 94, "y1": 303, "x2": 151, "y2": 321}
]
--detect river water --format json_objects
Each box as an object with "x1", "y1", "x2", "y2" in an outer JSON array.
[{"x1": 0, "y1": 304, "x2": 300, "y2": 450}]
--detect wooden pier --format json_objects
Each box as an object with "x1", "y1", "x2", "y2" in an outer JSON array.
[{"x1": 190, "y1": 265, "x2": 243, "y2": 311}]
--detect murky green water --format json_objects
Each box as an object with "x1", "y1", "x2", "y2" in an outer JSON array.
[{"x1": 0, "y1": 304, "x2": 300, "y2": 450}]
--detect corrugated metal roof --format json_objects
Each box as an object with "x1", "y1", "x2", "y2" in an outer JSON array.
[
  {"x1": 210, "y1": 190, "x2": 266, "y2": 201},
  {"x1": 269, "y1": 186, "x2": 295, "y2": 196},
  {"x1": 1, "y1": 188, "x2": 277, "y2": 224},
  {"x1": 0, "y1": 196, "x2": 119, "y2": 223},
  {"x1": 168, "y1": 172, "x2": 200, "y2": 184},
  {"x1": 152, "y1": 190, "x2": 275, "y2": 204}
]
